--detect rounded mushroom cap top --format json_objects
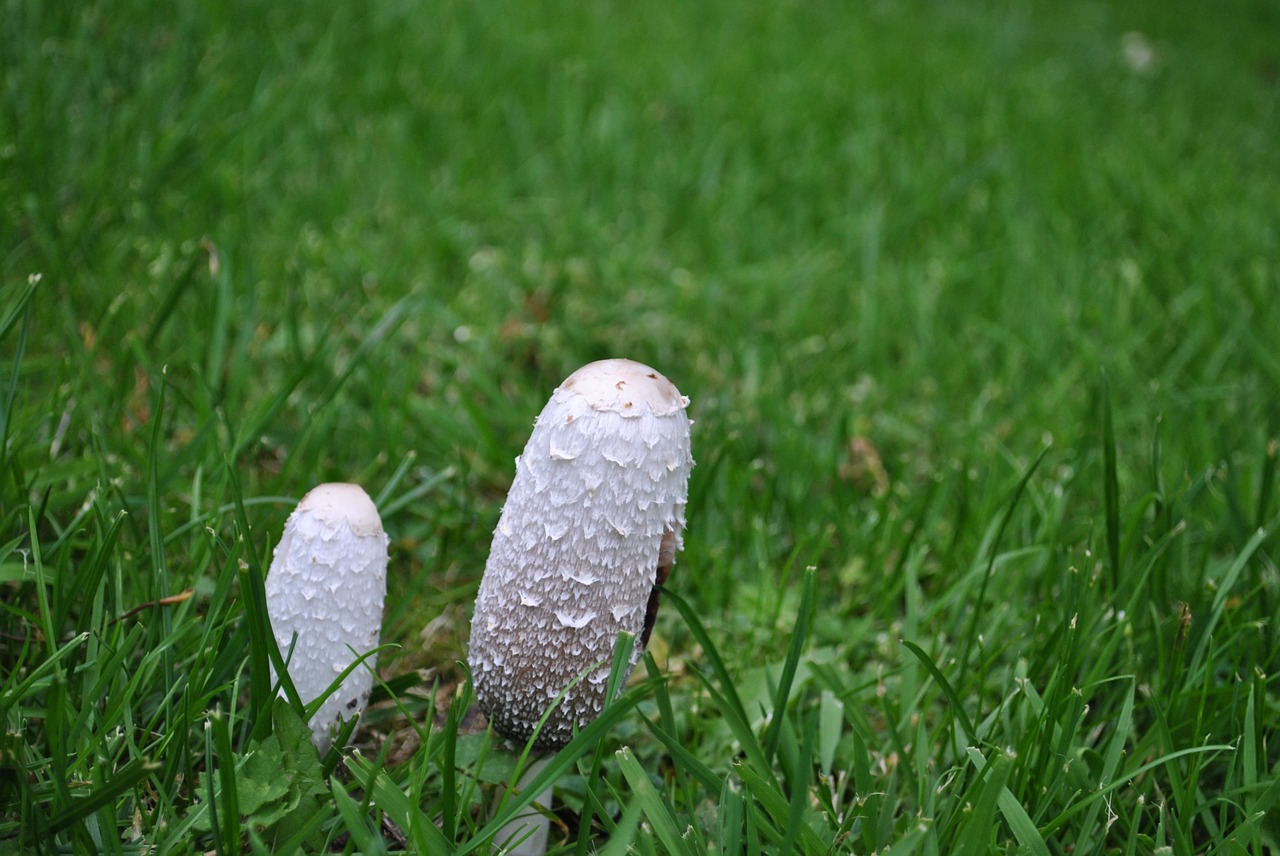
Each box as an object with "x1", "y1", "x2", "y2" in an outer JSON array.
[
  {"x1": 296, "y1": 483, "x2": 383, "y2": 537},
  {"x1": 554, "y1": 359, "x2": 688, "y2": 417}
]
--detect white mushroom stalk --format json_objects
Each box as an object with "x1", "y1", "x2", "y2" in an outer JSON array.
[
  {"x1": 265, "y1": 483, "x2": 388, "y2": 749},
  {"x1": 469, "y1": 359, "x2": 694, "y2": 753},
  {"x1": 492, "y1": 756, "x2": 553, "y2": 856}
]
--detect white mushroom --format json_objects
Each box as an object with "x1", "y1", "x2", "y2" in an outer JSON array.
[
  {"x1": 469, "y1": 359, "x2": 693, "y2": 753},
  {"x1": 265, "y1": 482, "x2": 388, "y2": 748}
]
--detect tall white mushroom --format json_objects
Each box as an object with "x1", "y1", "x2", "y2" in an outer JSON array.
[
  {"x1": 265, "y1": 482, "x2": 388, "y2": 749},
  {"x1": 470, "y1": 359, "x2": 693, "y2": 750},
  {"x1": 469, "y1": 358, "x2": 693, "y2": 852}
]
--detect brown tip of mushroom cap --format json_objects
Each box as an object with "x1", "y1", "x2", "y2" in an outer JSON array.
[{"x1": 555, "y1": 359, "x2": 688, "y2": 417}]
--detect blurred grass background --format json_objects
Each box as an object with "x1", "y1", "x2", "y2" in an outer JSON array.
[{"x1": 3, "y1": 0, "x2": 1278, "y2": 851}]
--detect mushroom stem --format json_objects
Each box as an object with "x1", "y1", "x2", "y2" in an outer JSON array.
[{"x1": 492, "y1": 756, "x2": 553, "y2": 856}]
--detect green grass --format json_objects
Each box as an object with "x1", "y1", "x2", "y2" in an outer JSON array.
[{"x1": 3, "y1": 0, "x2": 1279, "y2": 852}]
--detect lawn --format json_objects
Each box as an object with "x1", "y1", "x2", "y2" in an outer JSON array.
[{"x1": 2, "y1": 0, "x2": 1278, "y2": 852}]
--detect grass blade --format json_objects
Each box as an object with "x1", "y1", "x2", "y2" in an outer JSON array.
[
  {"x1": 1100, "y1": 370, "x2": 1121, "y2": 590},
  {"x1": 618, "y1": 747, "x2": 695, "y2": 856},
  {"x1": 331, "y1": 776, "x2": 388, "y2": 856},
  {"x1": 901, "y1": 640, "x2": 976, "y2": 744},
  {"x1": 955, "y1": 748, "x2": 1014, "y2": 851},
  {"x1": 598, "y1": 795, "x2": 646, "y2": 856},
  {"x1": 716, "y1": 775, "x2": 746, "y2": 856},
  {"x1": 458, "y1": 679, "x2": 653, "y2": 855},
  {"x1": 763, "y1": 565, "x2": 816, "y2": 763},
  {"x1": 1187, "y1": 526, "x2": 1268, "y2": 675},
  {"x1": 358, "y1": 757, "x2": 454, "y2": 854},
  {"x1": 47, "y1": 757, "x2": 160, "y2": 830},
  {"x1": 958, "y1": 445, "x2": 1049, "y2": 677},
  {"x1": 1041, "y1": 743, "x2": 1235, "y2": 836},
  {"x1": 965, "y1": 746, "x2": 1049, "y2": 856}
]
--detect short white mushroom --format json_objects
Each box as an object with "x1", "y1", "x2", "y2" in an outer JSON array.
[
  {"x1": 469, "y1": 358, "x2": 694, "y2": 752},
  {"x1": 265, "y1": 482, "x2": 388, "y2": 749}
]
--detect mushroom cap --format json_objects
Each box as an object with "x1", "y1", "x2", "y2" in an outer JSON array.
[
  {"x1": 265, "y1": 482, "x2": 389, "y2": 748},
  {"x1": 554, "y1": 358, "x2": 689, "y2": 417},
  {"x1": 468, "y1": 359, "x2": 693, "y2": 752}
]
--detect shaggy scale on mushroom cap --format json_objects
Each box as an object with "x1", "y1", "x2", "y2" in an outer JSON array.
[
  {"x1": 469, "y1": 359, "x2": 693, "y2": 752},
  {"x1": 266, "y1": 483, "x2": 388, "y2": 748}
]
